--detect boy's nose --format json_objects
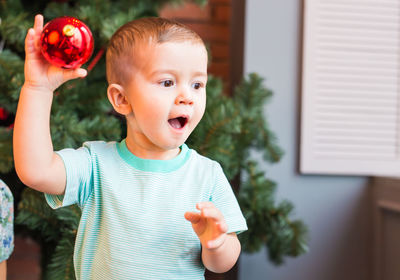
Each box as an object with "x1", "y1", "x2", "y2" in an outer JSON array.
[{"x1": 176, "y1": 87, "x2": 194, "y2": 105}]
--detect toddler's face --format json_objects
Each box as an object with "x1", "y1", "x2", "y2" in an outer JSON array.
[{"x1": 124, "y1": 41, "x2": 208, "y2": 152}]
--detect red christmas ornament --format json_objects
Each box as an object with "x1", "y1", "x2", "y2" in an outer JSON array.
[
  {"x1": 0, "y1": 107, "x2": 14, "y2": 129},
  {"x1": 40, "y1": 16, "x2": 94, "y2": 69},
  {"x1": 0, "y1": 108, "x2": 8, "y2": 121}
]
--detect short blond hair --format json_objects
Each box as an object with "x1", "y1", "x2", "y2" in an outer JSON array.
[{"x1": 106, "y1": 17, "x2": 205, "y2": 85}]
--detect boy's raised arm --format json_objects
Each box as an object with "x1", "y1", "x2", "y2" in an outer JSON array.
[{"x1": 13, "y1": 15, "x2": 87, "y2": 195}]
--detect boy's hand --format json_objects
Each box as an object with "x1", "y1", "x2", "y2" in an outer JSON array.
[
  {"x1": 24, "y1": 14, "x2": 87, "y2": 92},
  {"x1": 184, "y1": 202, "x2": 228, "y2": 250}
]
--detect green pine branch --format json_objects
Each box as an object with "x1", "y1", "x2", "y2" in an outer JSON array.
[
  {"x1": 16, "y1": 188, "x2": 81, "y2": 278},
  {"x1": 0, "y1": 128, "x2": 13, "y2": 173},
  {"x1": 45, "y1": 234, "x2": 76, "y2": 280},
  {"x1": 16, "y1": 188, "x2": 60, "y2": 241},
  {"x1": 237, "y1": 162, "x2": 308, "y2": 265}
]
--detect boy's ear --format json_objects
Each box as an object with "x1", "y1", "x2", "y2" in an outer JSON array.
[{"x1": 107, "y1": 84, "x2": 132, "y2": 115}]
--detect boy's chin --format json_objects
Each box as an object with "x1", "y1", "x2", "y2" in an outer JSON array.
[
  {"x1": 163, "y1": 141, "x2": 186, "y2": 150},
  {"x1": 162, "y1": 138, "x2": 188, "y2": 151}
]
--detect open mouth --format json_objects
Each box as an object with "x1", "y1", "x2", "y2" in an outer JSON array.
[{"x1": 168, "y1": 116, "x2": 188, "y2": 129}]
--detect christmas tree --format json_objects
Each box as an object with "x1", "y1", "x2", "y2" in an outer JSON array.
[{"x1": 0, "y1": 0, "x2": 308, "y2": 279}]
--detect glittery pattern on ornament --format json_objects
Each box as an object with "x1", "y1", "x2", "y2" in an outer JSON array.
[{"x1": 40, "y1": 16, "x2": 94, "y2": 69}]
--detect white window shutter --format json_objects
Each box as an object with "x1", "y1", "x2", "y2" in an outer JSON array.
[{"x1": 300, "y1": 0, "x2": 400, "y2": 176}]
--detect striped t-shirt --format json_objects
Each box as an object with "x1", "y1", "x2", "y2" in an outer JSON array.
[{"x1": 45, "y1": 140, "x2": 247, "y2": 279}]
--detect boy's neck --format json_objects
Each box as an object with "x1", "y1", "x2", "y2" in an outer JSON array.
[{"x1": 124, "y1": 137, "x2": 181, "y2": 160}]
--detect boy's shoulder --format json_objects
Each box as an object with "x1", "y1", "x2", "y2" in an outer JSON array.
[
  {"x1": 82, "y1": 140, "x2": 117, "y2": 149},
  {"x1": 79, "y1": 140, "x2": 118, "y2": 157},
  {"x1": 187, "y1": 146, "x2": 222, "y2": 170}
]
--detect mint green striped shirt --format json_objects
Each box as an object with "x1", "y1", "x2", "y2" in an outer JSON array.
[{"x1": 45, "y1": 140, "x2": 247, "y2": 279}]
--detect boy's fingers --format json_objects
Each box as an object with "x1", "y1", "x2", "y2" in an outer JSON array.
[
  {"x1": 218, "y1": 221, "x2": 228, "y2": 233},
  {"x1": 75, "y1": 68, "x2": 88, "y2": 78},
  {"x1": 33, "y1": 15, "x2": 44, "y2": 51},
  {"x1": 184, "y1": 211, "x2": 201, "y2": 224},
  {"x1": 62, "y1": 68, "x2": 87, "y2": 82},
  {"x1": 25, "y1": 15, "x2": 43, "y2": 59},
  {"x1": 25, "y1": 28, "x2": 43, "y2": 62},
  {"x1": 25, "y1": 28, "x2": 35, "y2": 53},
  {"x1": 34, "y1": 14, "x2": 44, "y2": 34},
  {"x1": 200, "y1": 206, "x2": 223, "y2": 222},
  {"x1": 205, "y1": 233, "x2": 226, "y2": 250},
  {"x1": 196, "y1": 201, "x2": 213, "y2": 209}
]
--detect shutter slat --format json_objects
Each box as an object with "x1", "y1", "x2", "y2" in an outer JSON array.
[{"x1": 300, "y1": 0, "x2": 400, "y2": 176}]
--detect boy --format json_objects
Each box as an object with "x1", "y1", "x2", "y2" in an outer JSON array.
[{"x1": 14, "y1": 15, "x2": 247, "y2": 279}]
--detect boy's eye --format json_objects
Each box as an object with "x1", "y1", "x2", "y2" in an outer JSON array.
[
  {"x1": 192, "y1": 82, "x2": 202, "y2": 90},
  {"x1": 161, "y1": 80, "x2": 174, "y2": 87}
]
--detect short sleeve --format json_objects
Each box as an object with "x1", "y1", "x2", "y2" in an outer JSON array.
[
  {"x1": 0, "y1": 180, "x2": 13, "y2": 262},
  {"x1": 45, "y1": 144, "x2": 93, "y2": 209},
  {"x1": 210, "y1": 163, "x2": 247, "y2": 235}
]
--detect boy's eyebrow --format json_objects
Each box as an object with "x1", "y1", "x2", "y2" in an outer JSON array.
[
  {"x1": 193, "y1": 71, "x2": 208, "y2": 78},
  {"x1": 150, "y1": 69, "x2": 207, "y2": 78}
]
